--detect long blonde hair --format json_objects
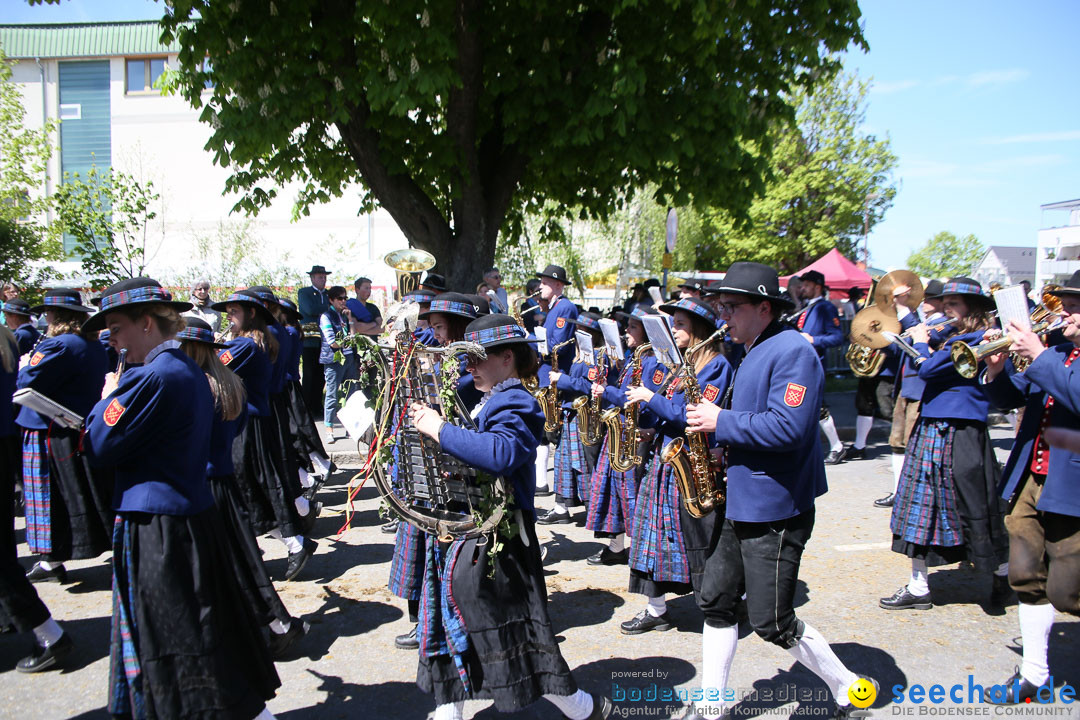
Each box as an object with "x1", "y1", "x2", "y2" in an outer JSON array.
[
  {"x1": 181, "y1": 340, "x2": 246, "y2": 421},
  {"x1": 232, "y1": 305, "x2": 279, "y2": 363}
]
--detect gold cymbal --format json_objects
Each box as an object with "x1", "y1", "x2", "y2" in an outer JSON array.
[
  {"x1": 874, "y1": 270, "x2": 924, "y2": 311},
  {"x1": 850, "y1": 307, "x2": 901, "y2": 349}
]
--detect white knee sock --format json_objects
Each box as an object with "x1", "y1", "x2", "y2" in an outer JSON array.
[
  {"x1": 647, "y1": 595, "x2": 667, "y2": 618},
  {"x1": 545, "y1": 690, "x2": 594, "y2": 720},
  {"x1": 994, "y1": 561, "x2": 1009, "y2": 577},
  {"x1": 854, "y1": 416, "x2": 873, "y2": 449},
  {"x1": 891, "y1": 453, "x2": 905, "y2": 492},
  {"x1": 908, "y1": 558, "x2": 929, "y2": 596},
  {"x1": 433, "y1": 701, "x2": 465, "y2": 720},
  {"x1": 1019, "y1": 602, "x2": 1054, "y2": 686},
  {"x1": 38, "y1": 560, "x2": 62, "y2": 571},
  {"x1": 609, "y1": 534, "x2": 625, "y2": 553},
  {"x1": 820, "y1": 416, "x2": 843, "y2": 453},
  {"x1": 253, "y1": 707, "x2": 276, "y2": 720},
  {"x1": 787, "y1": 622, "x2": 859, "y2": 706},
  {"x1": 698, "y1": 624, "x2": 738, "y2": 717},
  {"x1": 309, "y1": 452, "x2": 331, "y2": 477},
  {"x1": 535, "y1": 444, "x2": 550, "y2": 490},
  {"x1": 32, "y1": 617, "x2": 63, "y2": 646},
  {"x1": 553, "y1": 501, "x2": 568, "y2": 515},
  {"x1": 268, "y1": 529, "x2": 304, "y2": 555},
  {"x1": 268, "y1": 619, "x2": 292, "y2": 635},
  {"x1": 295, "y1": 495, "x2": 311, "y2": 516},
  {"x1": 298, "y1": 467, "x2": 313, "y2": 489}
]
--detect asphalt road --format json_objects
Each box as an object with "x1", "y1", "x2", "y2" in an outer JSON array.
[{"x1": 2, "y1": 399, "x2": 1077, "y2": 719}]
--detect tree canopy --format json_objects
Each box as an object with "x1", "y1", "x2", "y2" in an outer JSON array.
[
  {"x1": 160, "y1": 0, "x2": 864, "y2": 289},
  {"x1": 907, "y1": 231, "x2": 985, "y2": 279}
]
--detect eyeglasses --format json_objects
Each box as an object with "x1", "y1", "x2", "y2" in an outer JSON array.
[{"x1": 716, "y1": 300, "x2": 752, "y2": 315}]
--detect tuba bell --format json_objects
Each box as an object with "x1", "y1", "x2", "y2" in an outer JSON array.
[{"x1": 384, "y1": 248, "x2": 436, "y2": 300}]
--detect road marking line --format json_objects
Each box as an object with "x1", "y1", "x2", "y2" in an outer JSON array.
[{"x1": 834, "y1": 541, "x2": 892, "y2": 552}]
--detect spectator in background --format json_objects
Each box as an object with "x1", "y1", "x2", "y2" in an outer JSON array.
[
  {"x1": 183, "y1": 279, "x2": 223, "y2": 334},
  {"x1": 476, "y1": 282, "x2": 490, "y2": 297},
  {"x1": 521, "y1": 278, "x2": 543, "y2": 333},
  {"x1": 320, "y1": 286, "x2": 357, "y2": 427},
  {"x1": 298, "y1": 265, "x2": 331, "y2": 420},
  {"x1": 345, "y1": 277, "x2": 383, "y2": 340},
  {"x1": 483, "y1": 267, "x2": 509, "y2": 313},
  {"x1": 842, "y1": 287, "x2": 866, "y2": 321},
  {"x1": 1021, "y1": 279, "x2": 1036, "y2": 310}
]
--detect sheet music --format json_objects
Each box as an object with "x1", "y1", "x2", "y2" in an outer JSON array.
[
  {"x1": 575, "y1": 330, "x2": 594, "y2": 363},
  {"x1": 535, "y1": 326, "x2": 548, "y2": 355},
  {"x1": 994, "y1": 285, "x2": 1031, "y2": 332},
  {"x1": 648, "y1": 286, "x2": 665, "y2": 307},
  {"x1": 643, "y1": 315, "x2": 681, "y2": 370},
  {"x1": 12, "y1": 389, "x2": 84, "y2": 429},
  {"x1": 598, "y1": 318, "x2": 624, "y2": 359}
]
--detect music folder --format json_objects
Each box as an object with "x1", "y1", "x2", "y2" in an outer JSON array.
[{"x1": 12, "y1": 389, "x2": 84, "y2": 430}]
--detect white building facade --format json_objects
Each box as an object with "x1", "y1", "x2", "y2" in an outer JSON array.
[{"x1": 1035, "y1": 199, "x2": 1080, "y2": 291}]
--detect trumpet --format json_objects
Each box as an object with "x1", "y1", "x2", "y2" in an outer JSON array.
[{"x1": 951, "y1": 289, "x2": 1063, "y2": 379}]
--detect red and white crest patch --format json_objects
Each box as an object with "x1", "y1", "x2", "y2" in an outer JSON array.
[
  {"x1": 219, "y1": 349, "x2": 234, "y2": 365},
  {"x1": 103, "y1": 397, "x2": 126, "y2": 426},
  {"x1": 784, "y1": 382, "x2": 807, "y2": 407},
  {"x1": 556, "y1": 317, "x2": 566, "y2": 329},
  {"x1": 702, "y1": 384, "x2": 720, "y2": 403},
  {"x1": 652, "y1": 369, "x2": 665, "y2": 385},
  {"x1": 588, "y1": 367, "x2": 597, "y2": 381},
  {"x1": 29, "y1": 352, "x2": 44, "y2": 367}
]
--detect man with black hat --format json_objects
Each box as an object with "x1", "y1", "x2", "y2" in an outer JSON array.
[
  {"x1": 979, "y1": 271, "x2": 1080, "y2": 703},
  {"x1": 298, "y1": 265, "x2": 331, "y2": 419},
  {"x1": 535, "y1": 264, "x2": 579, "y2": 496},
  {"x1": 420, "y1": 272, "x2": 448, "y2": 295},
  {"x1": 794, "y1": 269, "x2": 846, "y2": 464},
  {"x1": 2, "y1": 299, "x2": 38, "y2": 358},
  {"x1": 685, "y1": 262, "x2": 875, "y2": 720},
  {"x1": 677, "y1": 281, "x2": 704, "y2": 300}
]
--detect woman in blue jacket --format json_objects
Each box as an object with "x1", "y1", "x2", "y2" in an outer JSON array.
[
  {"x1": 407, "y1": 313, "x2": 612, "y2": 720},
  {"x1": 881, "y1": 277, "x2": 1009, "y2": 610}
]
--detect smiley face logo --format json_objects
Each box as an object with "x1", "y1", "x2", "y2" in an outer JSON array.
[{"x1": 847, "y1": 678, "x2": 876, "y2": 709}]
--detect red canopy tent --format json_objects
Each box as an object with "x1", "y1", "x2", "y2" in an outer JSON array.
[{"x1": 780, "y1": 248, "x2": 873, "y2": 291}]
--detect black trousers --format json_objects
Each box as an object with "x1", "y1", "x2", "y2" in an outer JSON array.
[
  {"x1": 855, "y1": 375, "x2": 895, "y2": 420},
  {"x1": 0, "y1": 434, "x2": 49, "y2": 632},
  {"x1": 697, "y1": 509, "x2": 815, "y2": 649},
  {"x1": 301, "y1": 345, "x2": 325, "y2": 420}
]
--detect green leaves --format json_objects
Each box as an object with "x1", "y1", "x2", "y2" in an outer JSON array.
[{"x1": 907, "y1": 232, "x2": 985, "y2": 280}]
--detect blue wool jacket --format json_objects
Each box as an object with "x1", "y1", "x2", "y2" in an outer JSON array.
[
  {"x1": 913, "y1": 329, "x2": 990, "y2": 421},
  {"x1": 555, "y1": 355, "x2": 615, "y2": 410},
  {"x1": 84, "y1": 347, "x2": 214, "y2": 516},
  {"x1": 208, "y1": 405, "x2": 248, "y2": 478},
  {"x1": 285, "y1": 325, "x2": 303, "y2": 382},
  {"x1": 982, "y1": 344, "x2": 1080, "y2": 518},
  {"x1": 537, "y1": 296, "x2": 579, "y2": 386},
  {"x1": 219, "y1": 336, "x2": 272, "y2": 417},
  {"x1": 16, "y1": 333, "x2": 108, "y2": 430},
  {"x1": 267, "y1": 322, "x2": 291, "y2": 394},
  {"x1": 713, "y1": 323, "x2": 828, "y2": 523},
  {"x1": 601, "y1": 349, "x2": 664, "y2": 430},
  {"x1": 13, "y1": 323, "x2": 39, "y2": 357},
  {"x1": 438, "y1": 384, "x2": 544, "y2": 519},
  {"x1": 795, "y1": 297, "x2": 843, "y2": 364}
]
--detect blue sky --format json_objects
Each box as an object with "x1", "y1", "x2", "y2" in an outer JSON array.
[{"x1": 4, "y1": 0, "x2": 1078, "y2": 271}]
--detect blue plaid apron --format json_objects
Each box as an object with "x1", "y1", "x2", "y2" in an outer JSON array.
[
  {"x1": 891, "y1": 418, "x2": 963, "y2": 548},
  {"x1": 418, "y1": 537, "x2": 472, "y2": 694},
  {"x1": 21, "y1": 429, "x2": 51, "y2": 554},
  {"x1": 586, "y1": 435, "x2": 633, "y2": 535},
  {"x1": 629, "y1": 448, "x2": 689, "y2": 584},
  {"x1": 109, "y1": 516, "x2": 146, "y2": 718},
  {"x1": 553, "y1": 415, "x2": 587, "y2": 502}
]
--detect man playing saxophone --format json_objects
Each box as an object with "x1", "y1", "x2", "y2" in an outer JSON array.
[
  {"x1": 684, "y1": 262, "x2": 875, "y2": 720},
  {"x1": 534, "y1": 264, "x2": 579, "y2": 497}
]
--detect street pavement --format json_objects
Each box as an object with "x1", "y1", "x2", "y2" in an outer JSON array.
[{"x1": 2, "y1": 393, "x2": 1078, "y2": 719}]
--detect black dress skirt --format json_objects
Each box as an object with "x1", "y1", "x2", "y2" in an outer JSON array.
[
  {"x1": 0, "y1": 435, "x2": 49, "y2": 632},
  {"x1": 417, "y1": 520, "x2": 578, "y2": 711},
  {"x1": 269, "y1": 391, "x2": 305, "y2": 501},
  {"x1": 231, "y1": 415, "x2": 303, "y2": 537},
  {"x1": 285, "y1": 380, "x2": 328, "y2": 471},
  {"x1": 109, "y1": 508, "x2": 280, "y2": 719}
]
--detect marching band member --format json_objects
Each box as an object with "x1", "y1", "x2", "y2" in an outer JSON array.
[
  {"x1": 621, "y1": 297, "x2": 732, "y2": 635},
  {"x1": 686, "y1": 262, "x2": 874, "y2": 720},
  {"x1": 584, "y1": 308, "x2": 662, "y2": 565},
  {"x1": 388, "y1": 293, "x2": 480, "y2": 651},
  {"x1": 793, "y1": 270, "x2": 846, "y2": 464},
  {"x1": 83, "y1": 277, "x2": 280, "y2": 719},
  {"x1": 16, "y1": 289, "x2": 110, "y2": 584},
  {"x1": 880, "y1": 277, "x2": 1009, "y2": 611},
  {"x1": 408, "y1": 313, "x2": 612, "y2": 720},
  {"x1": 2, "y1": 298, "x2": 38, "y2": 358},
  {"x1": 0, "y1": 325, "x2": 73, "y2": 672},
  {"x1": 542, "y1": 312, "x2": 608, "y2": 525},
  {"x1": 535, "y1": 264, "x2": 579, "y2": 498},
  {"x1": 213, "y1": 291, "x2": 317, "y2": 581},
  {"x1": 178, "y1": 317, "x2": 309, "y2": 658},
  {"x1": 980, "y1": 272, "x2": 1080, "y2": 703}
]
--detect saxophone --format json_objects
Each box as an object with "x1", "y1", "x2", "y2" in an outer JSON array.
[
  {"x1": 602, "y1": 342, "x2": 651, "y2": 472},
  {"x1": 538, "y1": 338, "x2": 575, "y2": 433},
  {"x1": 660, "y1": 329, "x2": 726, "y2": 518},
  {"x1": 575, "y1": 350, "x2": 608, "y2": 447}
]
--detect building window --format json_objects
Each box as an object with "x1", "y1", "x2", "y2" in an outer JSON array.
[{"x1": 126, "y1": 57, "x2": 167, "y2": 93}]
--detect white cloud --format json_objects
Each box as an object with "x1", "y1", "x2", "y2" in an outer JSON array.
[
  {"x1": 966, "y1": 69, "x2": 1029, "y2": 87},
  {"x1": 871, "y1": 79, "x2": 919, "y2": 95},
  {"x1": 983, "y1": 130, "x2": 1080, "y2": 145}
]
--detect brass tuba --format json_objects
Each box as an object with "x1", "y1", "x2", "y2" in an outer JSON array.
[
  {"x1": 661, "y1": 328, "x2": 726, "y2": 518},
  {"x1": 847, "y1": 270, "x2": 924, "y2": 377},
  {"x1": 384, "y1": 248, "x2": 436, "y2": 300},
  {"x1": 602, "y1": 342, "x2": 651, "y2": 472}
]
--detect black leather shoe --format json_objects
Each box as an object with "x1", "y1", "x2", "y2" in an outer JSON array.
[
  {"x1": 537, "y1": 508, "x2": 571, "y2": 525},
  {"x1": 873, "y1": 492, "x2": 895, "y2": 508},
  {"x1": 534, "y1": 487, "x2": 554, "y2": 498},
  {"x1": 562, "y1": 692, "x2": 613, "y2": 720},
  {"x1": 302, "y1": 477, "x2": 325, "y2": 502},
  {"x1": 300, "y1": 501, "x2": 323, "y2": 536},
  {"x1": 380, "y1": 518, "x2": 400, "y2": 534},
  {"x1": 846, "y1": 445, "x2": 866, "y2": 460},
  {"x1": 990, "y1": 574, "x2": 1015, "y2": 607},
  {"x1": 268, "y1": 619, "x2": 309, "y2": 658},
  {"x1": 26, "y1": 562, "x2": 67, "y2": 584},
  {"x1": 284, "y1": 538, "x2": 316, "y2": 581},
  {"x1": 879, "y1": 585, "x2": 932, "y2": 610},
  {"x1": 587, "y1": 547, "x2": 629, "y2": 566},
  {"x1": 395, "y1": 624, "x2": 419, "y2": 650},
  {"x1": 620, "y1": 609, "x2": 673, "y2": 635},
  {"x1": 987, "y1": 667, "x2": 1041, "y2": 704},
  {"x1": 824, "y1": 447, "x2": 847, "y2": 465},
  {"x1": 16, "y1": 633, "x2": 73, "y2": 673}
]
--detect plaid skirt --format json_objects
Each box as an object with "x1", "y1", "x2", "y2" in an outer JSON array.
[
  {"x1": 389, "y1": 520, "x2": 426, "y2": 601},
  {"x1": 586, "y1": 435, "x2": 641, "y2": 536},
  {"x1": 891, "y1": 418, "x2": 1007, "y2": 570},
  {"x1": 629, "y1": 447, "x2": 691, "y2": 588},
  {"x1": 553, "y1": 415, "x2": 588, "y2": 505}
]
